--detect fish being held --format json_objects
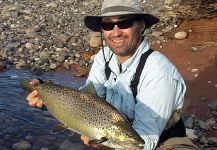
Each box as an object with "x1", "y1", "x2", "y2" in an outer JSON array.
[{"x1": 20, "y1": 79, "x2": 145, "y2": 150}]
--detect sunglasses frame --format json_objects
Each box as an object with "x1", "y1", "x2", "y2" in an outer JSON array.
[{"x1": 100, "y1": 17, "x2": 139, "y2": 31}]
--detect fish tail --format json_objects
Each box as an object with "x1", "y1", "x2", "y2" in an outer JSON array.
[{"x1": 20, "y1": 79, "x2": 35, "y2": 92}]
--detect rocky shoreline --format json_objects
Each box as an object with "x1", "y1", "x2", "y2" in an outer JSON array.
[{"x1": 1, "y1": 0, "x2": 216, "y2": 73}]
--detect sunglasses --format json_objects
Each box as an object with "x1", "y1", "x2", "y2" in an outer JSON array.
[{"x1": 101, "y1": 18, "x2": 136, "y2": 31}]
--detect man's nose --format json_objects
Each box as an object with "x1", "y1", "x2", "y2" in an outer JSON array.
[{"x1": 112, "y1": 25, "x2": 123, "y2": 36}]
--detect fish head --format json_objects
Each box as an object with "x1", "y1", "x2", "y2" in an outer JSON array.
[
  {"x1": 115, "y1": 130, "x2": 144, "y2": 150},
  {"x1": 103, "y1": 124, "x2": 145, "y2": 150}
]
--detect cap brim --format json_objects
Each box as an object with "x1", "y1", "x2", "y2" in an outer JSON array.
[{"x1": 84, "y1": 13, "x2": 159, "y2": 32}]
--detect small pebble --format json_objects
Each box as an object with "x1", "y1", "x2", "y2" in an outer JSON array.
[{"x1": 174, "y1": 31, "x2": 188, "y2": 40}]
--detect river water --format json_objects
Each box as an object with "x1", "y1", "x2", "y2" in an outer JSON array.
[{"x1": 0, "y1": 68, "x2": 100, "y2": 150}]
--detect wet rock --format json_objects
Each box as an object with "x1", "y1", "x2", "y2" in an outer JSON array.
[
  {"x1": 165, "y1": 0, "x2": 175, "y2": 5},
  {"x1": 213, "y1": 124, "x2": 217, "y2": 130},
  {"x1": 90, "y1": 36, "x2": 102, "y2": 48},
  {"x1": 25, "y1": 42, "x2": 34, "y2": 50},
  {"x1": 59, "y1": 51, "x2": 69, "y2": 57},
  {"x1": 11, "y1": 11, "x2": 19, "y2": 18},
  {"x1": 55, "y1": 41, "x2": 64, "y2": 48},
  {"x1": 6, "y1": 41, "x2": 21, "y2": 50},
  {"x1": 71, "y1": 66, "x2": 89, "y2": 78},
  {"x1": 39, "y1": 52, "x2": 50, "y2": 62},
  {"x1": 184, "y1": 116, "x2": 194, "y2": 129},
  {"x1": 23, "y1": 15, "x2": 34, "y2": 21},
  {"x1": 0, "y1": 50, "x2": 7, "y2": 58},
  {"x1": 63, "y1": 61, "x2": 70, "y2": 69},
  {"x1": 200, "y1": 136, "x2": 209, "y2": 145},
  {"x1": 205, "y1": 118, "x2": 216, "y2": 128},
  {"x1": 74, "y1": 53, "x2": 81, "y2": 58},
  {"x1": 58, "y1": 35, "x2": 71, "y2": 45},
  {"x1": 56, "y1": 55, "x2": 65, "y2": 63},
  {"x1": 82, "y1": 53, "x2": 93, "y2": 61},
  {"x1": 174, "y1": 31, "x2": 188, "y2": 40},
  {"x1": 0, "y1": 60, "x2": 7, "y2": 71},
  {"x1": 25, "y1": 28, "x2": 37, "y2": 38},
  {"x1": 22, "y1": 9, "x2": 32, "y2": 15},
  {"x1": 191, "y1": 46, "x2": 200, "y2": 52},
  {"x1": 198, "y1": 120, "x2": 208, "y2": 130},
  {"x1": 46, "y1": 2, "x2": 58, "y2": 8},
  {"x1": 186, "y1": 128, "x2": 198, "y2": 139},
  {"x1": 50, "y1": 63, "x2": 57, "y2": 70},
  {"x1": 41, "y1": 148, "x2": 49, "y2": 150},
  {"x1": 151, "y1": 31, "x2": 164, "y2": 37},
  {"x1": 59, "y1": 139, "x2": 85, "y2": 150},
  {"x1": 144, "y1": 28, "x2": 153, "y2": 35},
  {"x1": 212, "y1": 111, "x2": 217, "y2": 116},
  {"x1": 0, "y1": 139, "x2": 6, "y2": 145},
  {"x1": 12, "y1": 140, "x2": 31, "y2": 150},
  {"x1": 89, "y1": 32, "x2": 102, "y2": 48},
  {"x1": 15, "y1": 60, "x2": 26, "y2": 69},
  {"x1": 208, "y1": 137, "x2": 217, "y2": 146},
  {"x1": 32, "y1": 68, "x2": 45, "y2": 76},
  {"x1": 208, "y1": 100, "x2": 217, "y2": 111}
]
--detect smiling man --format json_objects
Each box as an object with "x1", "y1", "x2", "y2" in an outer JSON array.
[
  {"x1": 26, "y1": 0, "x2": 198, "y2": 149},
  {"x1": 101, "y1": 15, "x2": 144, "y2": 64},
  {"x1": 81, "y1": 0, "x2": 187, "y2": 149}
]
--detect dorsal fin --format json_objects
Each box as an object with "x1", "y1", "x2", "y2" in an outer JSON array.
[
  {"x1": 80, "y1": 82, "x2": 97, "y2": 95},
  {"x1": 51, "y1": 124, "x2": 68, "y2": 134}
]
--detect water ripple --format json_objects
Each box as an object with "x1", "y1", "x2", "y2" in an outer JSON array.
[{"x1": 0, "y1": 68, "x2": 95, "y2": 149}]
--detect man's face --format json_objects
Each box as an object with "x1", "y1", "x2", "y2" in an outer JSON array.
[{"x1": 101, "y1": 15, "x2": 144, "y2": 58}]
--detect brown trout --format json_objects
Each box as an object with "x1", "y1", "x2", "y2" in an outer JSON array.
[{"x1": 20, "y1": 79, "x2": 144, "y2": 150}]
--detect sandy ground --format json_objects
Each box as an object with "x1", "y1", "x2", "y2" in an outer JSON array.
[
  {"x1": 154, "y1": 17, "x2": 217, "y2": 119},
  {"x1": 152, "y1": 17, "x2": 217, "y2": 137}
]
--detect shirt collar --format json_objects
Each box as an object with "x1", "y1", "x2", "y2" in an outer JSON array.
[{"x1": 120, "y1": 39, "x2": 150, "y2": 72}]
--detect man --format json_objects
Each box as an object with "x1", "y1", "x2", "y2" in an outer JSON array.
[{"x1": 27, "y1": 0, "x2": 188, "y2": 149}]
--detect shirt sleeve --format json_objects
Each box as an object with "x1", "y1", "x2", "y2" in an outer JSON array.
[
  {"x1": 82, "y1": 50, "x2": 107, "y2": 98},
  {"x1": 132, "y1": 75, "x2": 185, "y2": 150}
]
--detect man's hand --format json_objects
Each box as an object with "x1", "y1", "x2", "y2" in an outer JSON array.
[
  {"x1": 80, "y1": 135, "x2": 104, "y2": 148},
  {"x1": 26, "y1": 79, "x2": 43, "y2": 108}
]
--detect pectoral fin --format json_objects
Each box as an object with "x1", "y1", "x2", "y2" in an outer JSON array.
[
  {"x1": 52, "y1": 124, "x2": 68, "y2": 134},
  {"x1": 89, "y1": 137, "x2": 108, "y2": 144}
]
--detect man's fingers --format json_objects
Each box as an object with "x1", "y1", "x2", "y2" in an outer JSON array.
[
  {"x1": 81, "y1": 135, "x2": 90, "y2": 145},
  {"x1": 35, "y1": 100, "x2": 43, "y2": 108},
  {"x1": 30, "y1": 79, "x2": 40, "y2": 86},
  {"x1": 26, "y1": 90, "x2": 43, "y2": 108},
  {"x1": 26, "y1": 90, "x2": 38, "y2": 101},
  {"x1": 28, "y1": 97, "x2": 40, "y2": 107}
]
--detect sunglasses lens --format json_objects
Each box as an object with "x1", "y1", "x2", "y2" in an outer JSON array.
[
  {"x1": 101, "y1": 19, "x2": 134, "y2": 31},
  {"x1": 101, "y1": 22, "x2": 115, "y2": 31},
  {"x1": 117, "y1": 19, "x2": 133, "y2": 29}
]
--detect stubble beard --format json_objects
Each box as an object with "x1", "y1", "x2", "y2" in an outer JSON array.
[{"x1": 107, "y1": 36, "x2": 142, "y2": 57}]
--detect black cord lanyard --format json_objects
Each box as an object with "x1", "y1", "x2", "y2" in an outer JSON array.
[{"x1": 100, "y1": 31, "x2": 114, "y2": 80}]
